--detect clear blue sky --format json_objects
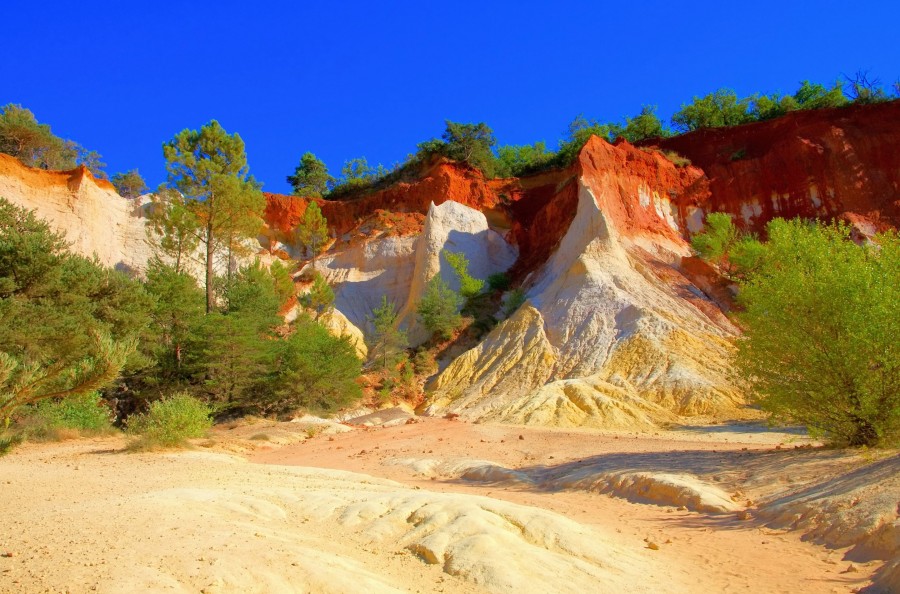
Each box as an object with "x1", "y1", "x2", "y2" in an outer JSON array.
[{"x1": 2, "y1": 1, "x2": 898, "y2": 194}]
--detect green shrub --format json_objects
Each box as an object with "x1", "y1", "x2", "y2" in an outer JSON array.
[
  {"x1": 0, "y1": 434, "x2": 23, "y2": 456},
  {"x1": 487, "y1": 273, "x2": 511, "y2": 292},
  {"x1": 126, "y1": 392, "x2": 212, "y2": 448},
  {"x1": 503, "y1": 289, "x2": 527, "y2": 318},
  {"x1": 19, "y1": 392, "x2": 113, "y2": 439},
  {"x1": 737, "y1": 220, "x2": 900, "y2": 447},
  {"x1": 444, "y1": 251, "x2": 484, "y2": 299},
  {"x1": 417, "y1": 275, "x2": 463, "y2": 341}
]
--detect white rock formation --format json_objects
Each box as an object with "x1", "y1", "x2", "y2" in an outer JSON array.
[
  {"x1": 426, "y1": 179, "x2": 743, "y2": 427},
  {"x1": 317, "y1": 200, "x2": 517, "y2": 347},
  {"x1": 0, "y1": 154, "x2": 153, "y2": 273}
]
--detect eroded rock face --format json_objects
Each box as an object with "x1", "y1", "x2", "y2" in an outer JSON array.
[
  {"x1": 653, "y1": 101, "x2": 900, "y2": 233},
  {"x1": 314, "y1": 200, "x2": 516, "y2": 345},
  {"x1": 0, "y1": 154, "x2": 152, "y2": 273},
  {"x1": 426, "y1": 140, "x2": 743, "y2": 427}
]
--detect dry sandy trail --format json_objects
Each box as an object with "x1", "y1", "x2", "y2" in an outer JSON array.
[{"x1": 0, "y1": 418, "x2": 890, "y2": 593}]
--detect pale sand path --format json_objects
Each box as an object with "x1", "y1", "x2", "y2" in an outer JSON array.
[
  {"x1": 253, "y1": 418, "x2": 887, "y2": 593},
  {"x1": 0, "y1": 418, "x2": 890, "y2": 593}
]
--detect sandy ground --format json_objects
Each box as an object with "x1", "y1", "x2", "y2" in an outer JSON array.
[{"x1": 0, "y1": 417, "x2": 895, "y2": 593}]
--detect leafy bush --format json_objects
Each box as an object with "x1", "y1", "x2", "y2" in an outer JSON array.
[
  {"x1": 261, "y1": 316, "x2": 362, "y2": 415},
  {"x1": 444, "y1": 251, "x2": 484, "y2": 299},
  {"x1": 620, "y1": 105, "x2": 671, "y2": 142},
  {"x1": 19, "y1": 392, "x2": 113, "y2": 440},
  {"x1": 111, "y1": 169, "x2": 148, "y2": 199},
  {"x1": 736, "y1": 220, "x2": 900, "y2": 447},
  {"x1": 287, "y1": 152, "x2": 334, "y2": 198},
  {"x1": 487, "y1": 272, "x2": 511, "y2": 292},
  {"x1": 0, "y1": 198, "x2": 152, "y2": 424},
  {"x1": 367, "y1": 295, "x2": 408, "y2": 370},
  {"x1": 690, "y1": 212, "x2": 764, "y2": 280},
  {"x1": 417, "y1": 275, "x2": 463, "y2": 341},
  {"x1": 0, "y1": 104, "x2": 106, "y2": 176},
  {"x1": 671, "y1": 89, "x2": 754, "y2": 132},
  {"x1": 126, "y1": 392, "x2": 212, "y2": 447},
  {"x1": 503, "y1": 288, "x2": 527, "y2": 318},
  {"x1": 662, "y1": 150, "x2": 691, "y2": 167},
  {"x1": 495, "y1": 142, "x2": 556, "y2": 177},
  {"x1": 0, "y1": 434, "x2": 23, "y2": 457}
]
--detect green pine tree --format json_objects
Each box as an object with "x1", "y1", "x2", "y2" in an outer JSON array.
[{"x1": 162, "y1": 120, "x2": 265, "y2": 312}]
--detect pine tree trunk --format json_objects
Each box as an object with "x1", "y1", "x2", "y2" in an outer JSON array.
[{"x1": 205, "y1": 221, "x2": 214, "y2": 314}]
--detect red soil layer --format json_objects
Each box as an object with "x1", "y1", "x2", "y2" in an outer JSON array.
[
  {"x1": 264, "y1": 161, "x2": 514, "y2": 240},
  {"x1": 264, "y1": 103, "x2": 899, "y2": 283},
  {"x1": 653, "y1": 101, "x2": 900, "y2": 233},
  {"x1": 579, "y1": 136, "x2": 708, "y2": 242}
]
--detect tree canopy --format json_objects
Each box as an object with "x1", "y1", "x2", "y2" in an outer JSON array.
[
  {"x1": 0, "y1": 104, "x2": 106, "y2": 177},
  {"x1": 0, "y1": 198, "x2": 151, "y2": 422},
  {"x1": 162, "y1": 120, "x2": 265, "y2": 312},
  {"x1": 111, "y1": 169, "x2": 149, "y2": 199},
  {"x1": 287, "y1": 152, "x2": 334, "y2": 197}
]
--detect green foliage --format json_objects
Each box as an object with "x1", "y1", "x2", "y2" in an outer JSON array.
[
  {"x1": 671, "y1": 89, "x2": 754, "y2": 132},
  {"x1": 444, "y1": 251, "x2": 484, "y2": 299},
  {"x1": 412, "y1": 348, "x2": 437, "y2": 376},
  {"x1": 620, "y1": 105, "x2": 671, "y2": 142},
  {"x1": 18, "y1": 392, "x2": 112, "y2": 439},
  {"x1": 146, "y1": 186, "x2": 201, "y2": 274},
  {"x1": 326, "y1": 158, "x2": 393, "y2": 199},
  {"x1": 287, "y1": 152, "x2": 334, "y2": 198},
  {"x1": 690, "y1": 212, "x2": 741, "y2": 263},
  {"x1": 414, "y1": 121, "x2": 500, "y2": 177},
  {"x1": 441, "y1": 121, "x2": 497, "y2": 175},
  {"x1": 417, "y1": 275, "x2": 463, "y2": 341},
  {"x1": 261, "y1": 316, "x2": 362, "y2": 414},
  {"x1": 555, "y1": 115, "x2": 622, "y2": 165},
  {"x1": 752, "y1": 80, "x2": 848, "y2": 120},
  {"x1": 661, "y1": 150, "x2": 691, "y2": 167},
  {"x1": 0, "y1": 198, "x2": 151, "y2": 422},
  {"x1": 162, "y1": 120, "x2": 265, "y2": 312},
  {"x1": 111, "y1": 169, "x2": 149, "y2": 199},
  {"x1": 269, "y1": 260, "x2": 296, "y2": 307},
  {"x1": 126, "y1": 392, "x2": 212, "y2": 447},
  {"x1": 0, "y1": 104, "x2": 94, "y2": 173},
  {"x1": 300, "y1": 271, "x2": 334, "y2": 319},
  {"x1": 340, "y1": 157, "x2": 378, "y2": 186},
  {"x1": 294, "y1": 201, "x2": 329, "y2": 259},
  {"x1": 494, "y1": 142, "x2": 555, "y2": 177},
  {"x1": 845, "y1": 71, "x2": 891, "y2": 105},
  {"x1": 736, "y1": 220, "x2": 900, "y2": 447},
  {"x1": 690, "y1": 212, "x2": 764, "y2": 280},
  {"x1": 367, "y1": 296, "x2": 408, "y2": 370},
  {"x1": 0, "y1": 103, "x2": 70, "y2": 168},
  {"x1": 137, "y1": 259, "x2": 207, "y2": 391},
  {"x1": 203, "y1": 262, "x2": 281, "y2": 406},
  {"x1": 487, "y1": 272, "x2": 511, "y2": 292},
  {"x1": 0, "y1": 434, "x2": 23, "y2": 456},
  {"x1": 503, "y1": 288, "x2": 527, "y2": 318}
]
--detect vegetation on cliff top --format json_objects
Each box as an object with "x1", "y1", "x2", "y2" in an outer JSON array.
[
  {"x1": 0, "y1": 103, "x2": 107, "y2": 178},
  {"x1": 285, "y1": 73, "x2": 899, "y2": 199}
]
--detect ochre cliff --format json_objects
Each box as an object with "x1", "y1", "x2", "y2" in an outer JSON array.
[
  {"x1": 3, "y1": 102, "x2": 897, "y2": 429},
  {"x1": 0, "y1": 153, "x2": 152, "y2": 272},
  {"x1": 653, "y1": 100, "x2": 900, "y2": 234}
]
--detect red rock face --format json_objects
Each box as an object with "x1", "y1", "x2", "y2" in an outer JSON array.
[
  {"x1": 264, "y1": 102, "x2": 899, "y2": 277},
  {"x1": 653, "y1": 101, "x2": 900, "y2": 234},
  {"x1": 264, "y1": 160, "x2": 512, "y2": 242}
]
